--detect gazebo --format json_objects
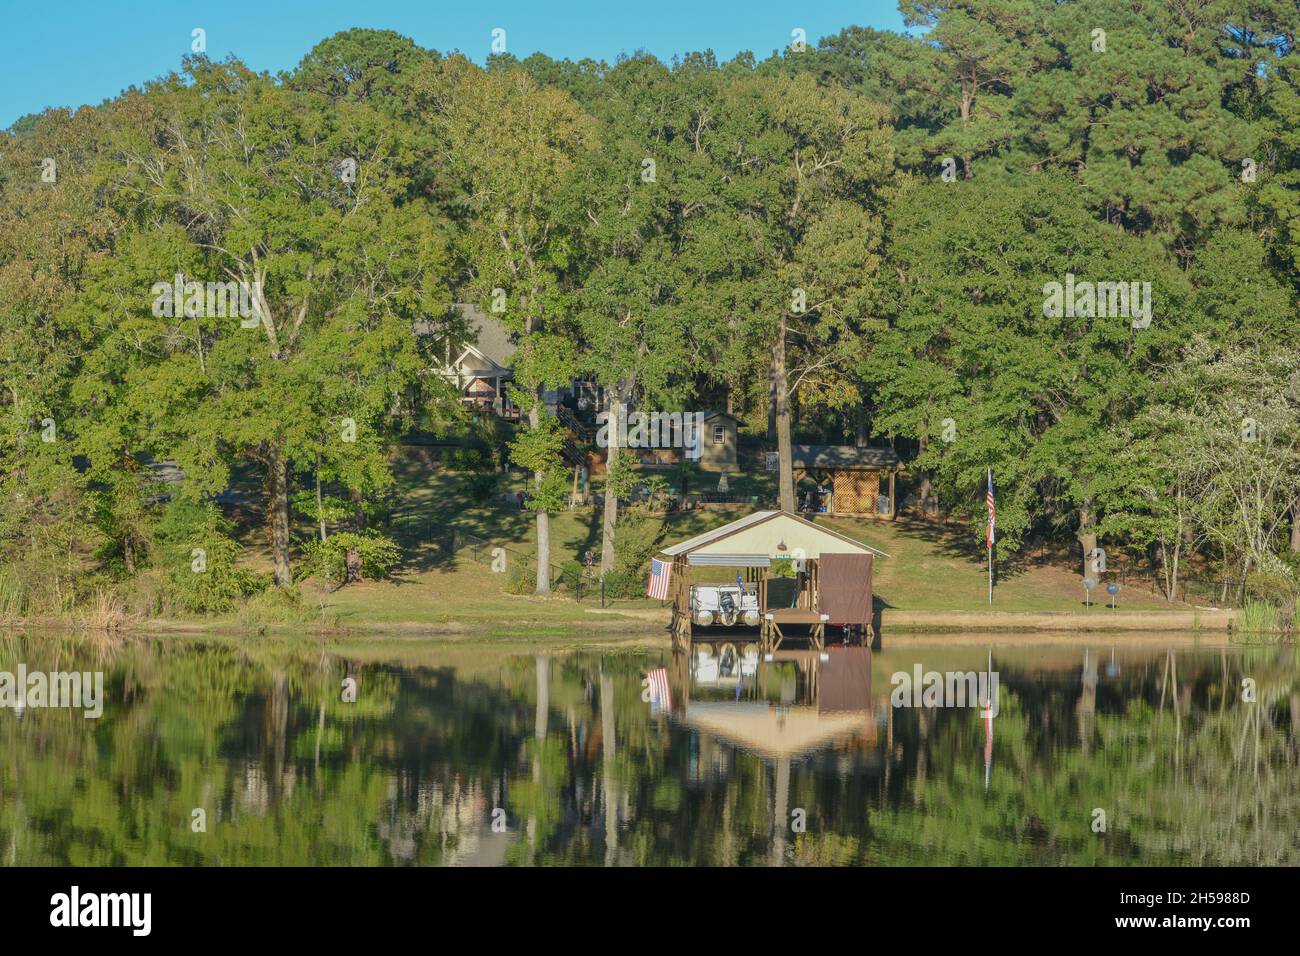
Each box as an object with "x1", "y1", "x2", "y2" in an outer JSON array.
[
  {"x1": 792, "y1": 445, "x2": 902, "y2": 519},
  {"x1": 659, "y1": 510, "x2": 887, "y2": 653}
]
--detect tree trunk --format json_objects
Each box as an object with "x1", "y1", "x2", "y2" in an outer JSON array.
[
  {"x1": 774, "y1": 314, "x2": 796, "y2": 512},
  {"x1": 124, "y1": 535, "x2": 135, "y2": 575},
  {"x1": 1291, "y1": 498, "x2": 1300, "y2": 552},
  {"x1": 267, "y1": 443, "x2": 292, "y2": 588},
  {"x1": 1077, "y1": 497, "x2": 1097, "y2": 579},
  {"x1": 917, "y1": 435, "x2": 934, "y2": 517},
  {"x1": 529, "y1": 402, "x2": 552, "y2": 594},
  {"x1": 767, "y1": 349, "x2": 778, "y2": 444},
  {"x1": 600, "y1": 396, "x2": 622, "y2": 577},
  {"x1": 1169, "y1": 532, "x2": 1182, "y2": 603},
  {"x1": 315, "y1": 469, "x2": 327, "y2": 543}
]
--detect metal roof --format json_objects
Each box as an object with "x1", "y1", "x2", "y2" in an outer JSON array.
[
  {"x1": 791, "y1": 444, "x2": 901, "y2": 470},
  {"x1": 661, "y1": 510, "x2": 888, "y2": 558},
  {"x1": 661, "y1": 510, "x2": 781, "y2": 556}
]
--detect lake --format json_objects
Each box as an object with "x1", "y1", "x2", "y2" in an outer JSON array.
[{"x1": 1, "y1": 632, "x2": 1295, "y2": 866}]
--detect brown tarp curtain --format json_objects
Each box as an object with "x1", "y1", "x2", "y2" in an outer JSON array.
[{"x1": 819, "y1": 552, "x2": 873, "y2": 625}]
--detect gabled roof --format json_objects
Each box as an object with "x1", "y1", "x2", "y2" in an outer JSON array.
[
  {"x1": 462, "y1": 305, "x2": 516, "y2": 368},
  {"x1": 792, "y1": 444, "x2": 901, "y2": 471},
  {"x1": 683, "y1": 702, "x2": 869, "y2": 759},
  {"x1": 414, "y1": 303, "x2": 518, "y2": 371},
  {"x1": 661, "y1": 510, "x2": 889, "y2": 559}
]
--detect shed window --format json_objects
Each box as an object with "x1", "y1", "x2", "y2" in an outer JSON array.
[{"x1": 713, "y1": 425, "x2": 725, "y2": 444}]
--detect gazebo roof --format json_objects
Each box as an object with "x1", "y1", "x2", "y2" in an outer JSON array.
[{"x1": 661, "y1": 509, "x2": 888, "y2": 563}]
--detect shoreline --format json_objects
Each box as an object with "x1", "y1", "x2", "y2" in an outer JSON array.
[{"x1": 1, "y1": 605, "x2": 1277, "y2": 645}]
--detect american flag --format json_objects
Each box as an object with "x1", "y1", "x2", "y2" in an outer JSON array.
[
  {"x1": 647, "y1": 558, "x2": 672, "y2": 600},
  {"x1": 645, "y1": 667, "x2": 671, "y2": 711},
  {"x1": 985, "y1": 468, "x2": 995, "y2": 549}
]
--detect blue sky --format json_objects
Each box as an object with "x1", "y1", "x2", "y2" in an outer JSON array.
[{"x1": 1, "y1": 1, "x2": 911, "y2": 129}]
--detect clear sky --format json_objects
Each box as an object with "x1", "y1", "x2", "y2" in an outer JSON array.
[{"x1": 1, "y1": 1, "x2": 912, "y2": 129}]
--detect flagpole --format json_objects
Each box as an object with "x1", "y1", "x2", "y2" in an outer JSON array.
[{"x1": 987, "y1": 467, "x2": 993, "y2": 605}]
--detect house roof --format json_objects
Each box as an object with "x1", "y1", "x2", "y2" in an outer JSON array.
[
  {"x1": 661, "y1": 509, "x2": 889, "y2": 560},
  {"x1": 415, "y1": 303, "x2": 518, "y2": 371},
  {"x1": 461, "y1": 305, "x2": 517, "y2": 368},
  {"x1": 791, "y1": 444, "x2": 901, "y2": 471}
]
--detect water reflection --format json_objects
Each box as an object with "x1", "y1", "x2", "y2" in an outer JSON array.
[{"x1": 0, "y1": 633, "x2": 1296, "y2": 866}]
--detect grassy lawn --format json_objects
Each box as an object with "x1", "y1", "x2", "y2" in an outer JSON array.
[{"x1": 209, "y1": 449, "x2": 1177, "y2": 633}]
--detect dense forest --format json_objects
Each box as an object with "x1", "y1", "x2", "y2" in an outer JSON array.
[{"x1": 1, "y1": 1, "x2": 1299, "y2": 618}]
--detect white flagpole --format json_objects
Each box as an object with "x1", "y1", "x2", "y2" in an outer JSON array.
[{"x1": 987, "y1": 468, "x2": 993, "y2": 605}]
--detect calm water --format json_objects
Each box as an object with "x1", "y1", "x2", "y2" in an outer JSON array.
[{"x1": 1, "y1": 633, "x2": 1296, "y2": 866}]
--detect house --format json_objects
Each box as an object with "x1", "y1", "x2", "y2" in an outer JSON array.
[
  {"x1": 791, "y1": 444, "x2": 902, "y2": 519},
  {"x1": 632, "y1": 410, "x2": 739, "y2": 473},
  {"x1": 420, "y1": 304, "x2": 520, "y2": 419},
  {"x1": 658, "y1": 509, "x2": 888, "y2": 652}
]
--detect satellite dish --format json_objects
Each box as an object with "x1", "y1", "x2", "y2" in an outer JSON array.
[{"x1": 1083, "y1": 577, "x2": 1097, "y2": 590}]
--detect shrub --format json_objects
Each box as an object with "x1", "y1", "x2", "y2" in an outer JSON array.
[
  {"x1": 237, "y1": 585, "x2": 313, "y2": 627},
  {"x1": 444, "y1": 447, "x2": 486, "y2": 471},
  {"x1": 300, "y1": 531, "x2": 401, "y2": 585},
  {"x1": 1245, "y1": 569, "x2": 1296, "y2": 606},
  {"x1": 502, "y1": 563, "x2": 535, "y2": 595},
  {"x1": 559, "y1": 559, "x2": 586, "y2": 591},
  {"x1": 153, "y1": 498, "x2": 262, "y2": 613},
  {"x1": 600, "y1": 568, "x2": 642, "y2": 599},
  {"x1": 465, "y1": 471, "x2": 500, "y2": 504},
  {"x1": 612, "y1": 509, "x2": 662, "y2": 574}
]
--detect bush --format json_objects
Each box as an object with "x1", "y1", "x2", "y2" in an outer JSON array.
[
  {"x1": 300, "y1": 531, "x2": 401, "y2": 585},
  {"x1": 559, "y1": 559, "x2": 587, "y2": 591},
  {"x1": 612, "y1": 509, "x2": 662, "y2": 574},
  {"x1": 465, "y1": 471, "x2": 500, "y2": 504},
  {"x1": 153, "y1": 498, "x2": 262, "y2": 613},
  {"x1": 444, "y1": 447, "x2": 486, "y2": 471},
  {"x1": 1245, "y1": 569, "x2": 1296, "y2": 605},
  {"x1": 601, "y1": 568, "x2": 643, "y2": 599},
  {"x1": 502, "y1": 563, "x2": 535, "y2": 595},
  {"x1": 237, "y1": 585, "x2": 314, "y2": 627}
]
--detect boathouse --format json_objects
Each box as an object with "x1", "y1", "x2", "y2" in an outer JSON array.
[{"x1": 659, "y1": 510, "x2": 887, "y2": 653}]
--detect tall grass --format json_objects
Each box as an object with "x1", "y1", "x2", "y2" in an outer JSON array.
[
  {"x1": 75, "y1": 588, "x2": 130, "y2": 633},
  {"x1": 0, "y1": 571, "x2": 25, "y2": 619},
  {"x1": 1235, "y1": 600, "x2": 1282, "y2": 642}
]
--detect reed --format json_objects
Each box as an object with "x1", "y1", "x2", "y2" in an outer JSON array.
[{"x1": 76, "y1": 588, "x2": 130, "y2": 633}]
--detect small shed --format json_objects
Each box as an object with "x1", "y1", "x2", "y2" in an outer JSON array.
[
  {"x1": 696, "y1": 411, "x2": 738, "y2": 472},
  {"x1": 659, "y1": 510, "x2": 887, "y2": 653},
  {"x1": 792, "y1": 445, "x2": 902, "y2": 519},
  {"x1": 636, "y1": 410, "x2": 738, "y2": 472}
]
